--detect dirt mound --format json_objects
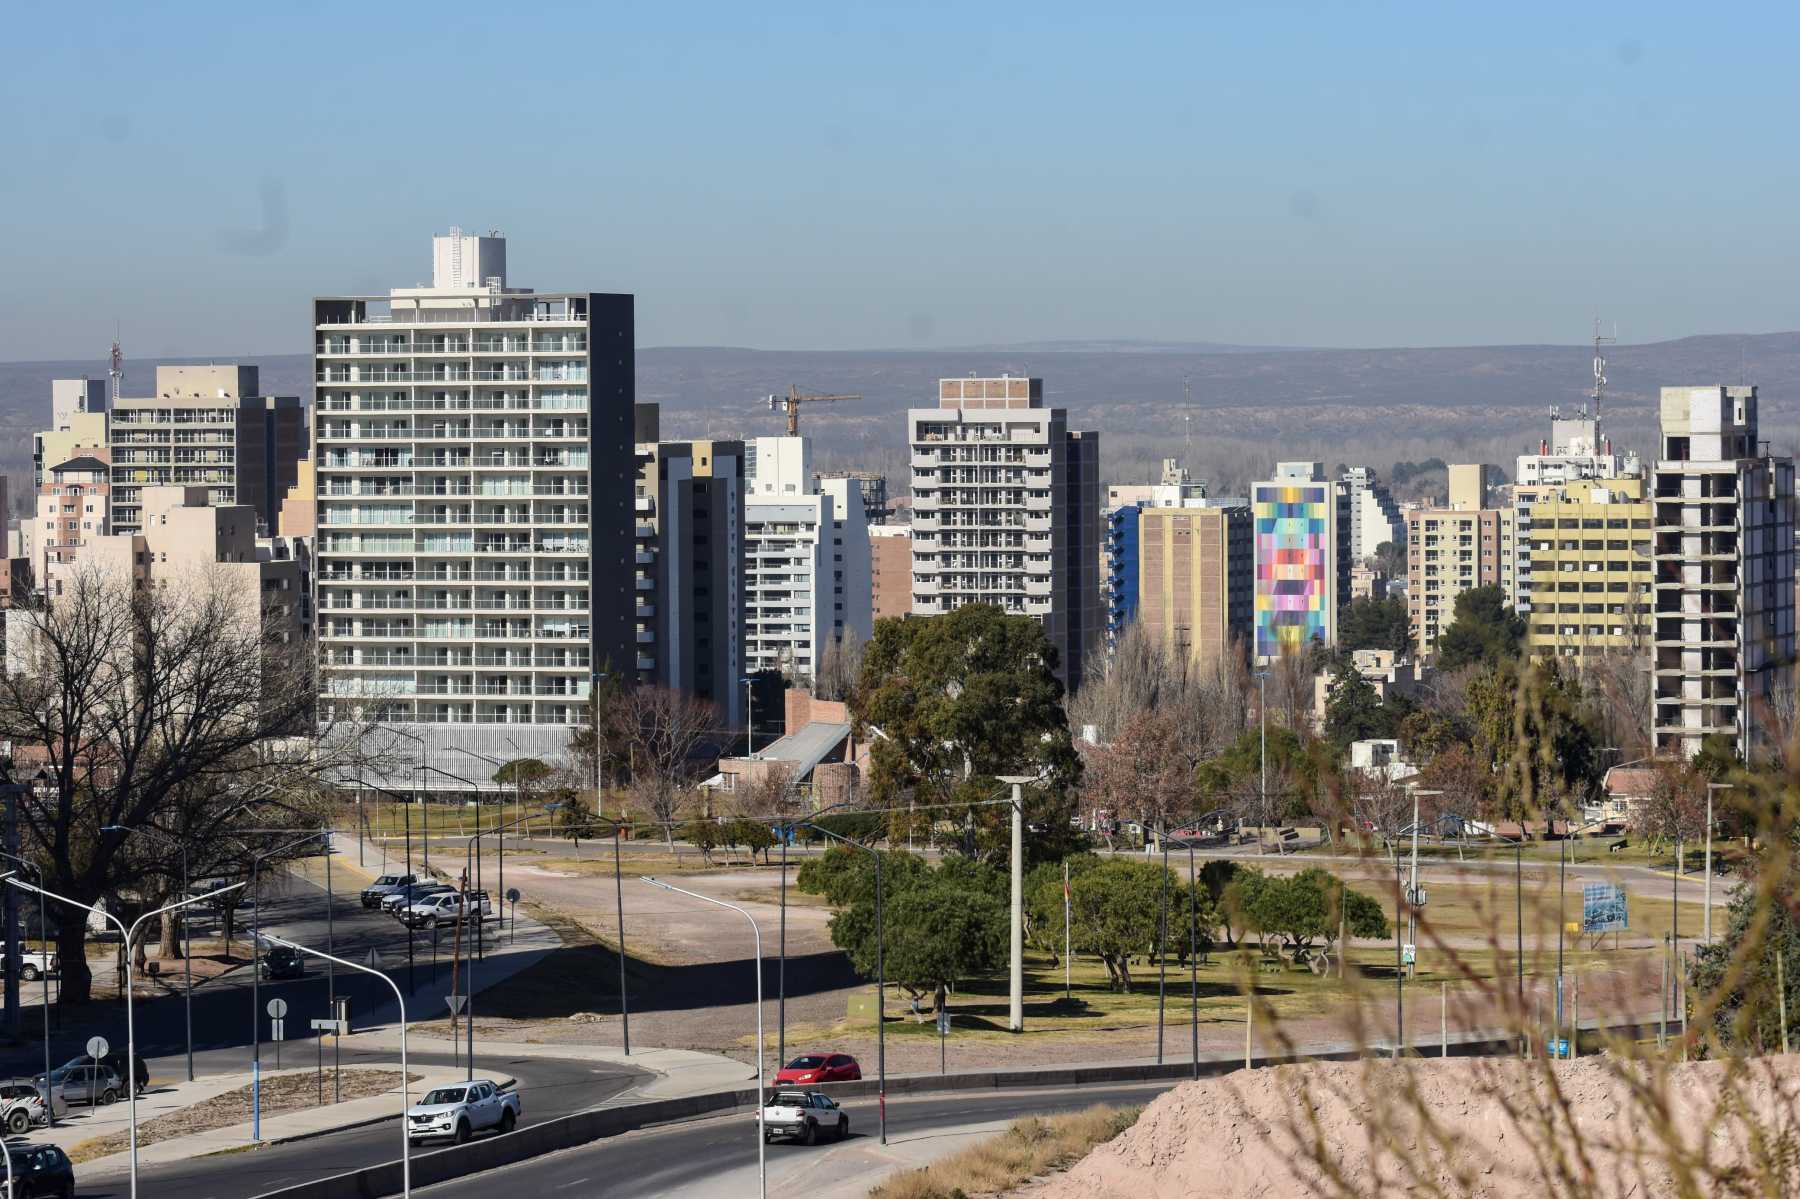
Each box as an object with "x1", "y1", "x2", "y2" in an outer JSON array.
[{"x1": 1024, "y1": 1054, "x2": 1800, "y2": 1198}]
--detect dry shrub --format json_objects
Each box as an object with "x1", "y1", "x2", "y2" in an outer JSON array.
[{"x1": 870, "y1": 1104, "x2": 1140, "y2": 1199}]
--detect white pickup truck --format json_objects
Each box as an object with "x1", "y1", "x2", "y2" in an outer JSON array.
[
  {"x1": 406, "y1": 1078, "x2": 519, "y2": 1145},
  {"x1": 7, "y1": 950, "x2": 57, "y2": 982},
  {"x1": 401, "y1": 889, "x2": 493, "y2": 929},
  {"x1": 762, "y1": 1089, "x2": 849, "y2": 1145}
]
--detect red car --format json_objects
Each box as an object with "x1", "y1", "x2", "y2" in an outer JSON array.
[{"x1": 773, "y1": 1053, "x2": 861, "y2": 1085}]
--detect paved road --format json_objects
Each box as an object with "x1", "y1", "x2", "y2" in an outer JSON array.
[
  {"x1": 69, "y1": 1048, "x2": 643, "y2": 1198},
  {"x1": 0, "y1": 872, "x2": 506, "y2": 1082},
  {"x1": 411, "y1": 1081, "x2": 1179, "y2": 1199}
]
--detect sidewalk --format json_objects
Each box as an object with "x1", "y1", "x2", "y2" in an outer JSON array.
[
  {"x1": 58, "y1": 1062, "x2": 499, "y2": 1176},
  {"x1": 343, "y1": 1031, "x2": 756, "y2": 1102}
]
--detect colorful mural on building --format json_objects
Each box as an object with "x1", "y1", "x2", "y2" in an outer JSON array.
[{"x1": 1253, "y1": 482, "x2": 1331, "y2": 659}]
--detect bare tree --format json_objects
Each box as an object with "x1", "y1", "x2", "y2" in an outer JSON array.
[
  {"x1": 726, "y1": 762, "x2": 796, "y2": 822},
  {"x1": 814, "y1": 631, "x2": 864, "y2": 703},
  {"x1": 606, "y1": 685, "x2": 717, "y2": 846},
  {"x1": 0, "y1": 568, "x2": 361, "y2": 1003},
  {"x1": 1578, "y1": 647, "x2": 1652, "y2": 763},
  {"x1": 1069, "y1": 622, "x2": 1248, "y2": 755}
]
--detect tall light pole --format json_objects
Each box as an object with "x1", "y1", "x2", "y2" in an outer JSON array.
[
  {"x1": 640, "y1": 878, "x2": 764, "y2": 1199},
  {"x1": 264, "y1": 934, "x2": 412, "y2": 1198},
  {"x1": 461, "y1": 808, "x2": 550, "y2": 1078},
  {"x1": 1704, "y1": 783, "x2": 1730, "y2": 945},
  {"x1": 9, "y1": 877, "x2": 242, "y2": 1199},
  {"x1": 102, "y1": 825, "x2": 195, "y2": 1082},
  {"x1": 1252, "y1": 671, "x2": 1270, "y2": 854},
  {"x1": 1402, "y1": 788, "x2": 1442, "y2": 978},
  {"x1": 742, "y1": 676, "x2": 756, "y2": 758},
  {"x1": 591, "y1": 671, "x2": 609, "y2": 818}
]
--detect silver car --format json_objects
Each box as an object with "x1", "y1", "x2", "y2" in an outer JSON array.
[
  {"x1": 33, "y1": 1064, "x2": 122, "y2": 1107},
  {"x1": 0, "y1": 1083, "x2": 65, "y2": 1133}
]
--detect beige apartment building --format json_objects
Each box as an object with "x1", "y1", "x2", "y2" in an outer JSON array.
[
  {"x1": 1137, "y1": 504, "x2": 1252, "y2": 666},
  {"x1": 31, "y1": 454, "x2": 111, "y2": 595},
  {"x1": 108, "y1": 365, "x2": 304, "y2": 535},
  {"x1": 1405, "y1": 493, "x2": 1503, "y2": 657},
  {"x1": 1521, "y1": 477, "x2": 1653, "y2": 659}
]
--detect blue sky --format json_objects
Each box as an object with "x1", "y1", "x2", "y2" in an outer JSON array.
[{"x1": 4, "y1": 1, "x2": 1799, "y2": 359}]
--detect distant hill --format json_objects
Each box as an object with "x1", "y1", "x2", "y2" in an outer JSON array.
[{"x1": 6, "y1": 333, "x2": 1797, "y2": 497}]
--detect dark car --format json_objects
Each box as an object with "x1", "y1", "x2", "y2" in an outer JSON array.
[
  {"x1": 0, "y1": 1143, "x2": 75, "y2": 1199},
  {"x1": 259, "y1": 946, "x2": 304, "y2": 980}
]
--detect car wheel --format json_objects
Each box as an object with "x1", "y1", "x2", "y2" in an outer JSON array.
[
  {"x1": 498, "y1": 1108, "x2": 516, "y2": 1133},
  {"x1": 454, "y1": 1119, "x2": 470, "y2": 1144},
  {"x1": 801, "y1": 1120, "x2": 816, "y2": 1146},
  {"x1": 21, "y1": 965, "x2": 39, "y2": 981},
  {"x1": 100, "y1": 1087, "x2": 118, "y2": 1106},
  {"x1": 6, "y1": 1109, "x2": 29, "y2": 1135},
  {"x1": 837, "y1": 1116, "x2": 849, "y2": 1142}
]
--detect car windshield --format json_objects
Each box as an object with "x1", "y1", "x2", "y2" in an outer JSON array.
[
  {"x1": 423, "y1": 1087, "x2": 466, "y2": 1105},
  {"x1": 377, "y1": 876, "x2": 399, "y2": 885},
  {"x1": 786, "y1": 1056, "x2": 826, "y2": 1068}
]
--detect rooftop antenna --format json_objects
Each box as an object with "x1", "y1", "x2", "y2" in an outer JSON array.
[
  {"x1": 1590, "y1": 317, "x2": 1614, "y2": 436},
  {"x1": 1183, "y1": 374, "x2": 1193, "y2": 459},
  {"x1": 109, "y1": 329, "x2": 123, "y2": 401}
]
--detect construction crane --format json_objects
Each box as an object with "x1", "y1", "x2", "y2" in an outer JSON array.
[{"x1": 765, "y1": 385, "x2": 863, "y2": 437}]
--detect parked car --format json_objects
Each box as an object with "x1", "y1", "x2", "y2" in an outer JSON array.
[
  {"x1": 762, "y1": 1089, "x2": 848, "y2": 1144},
  {"x1": 4, "y1": 950, "x2": 57, "y2": 982},
  {"x1": 360, "y1": 873, "x2": 418, "y2": 909},
  {"x1": 401, "y1": 890, "x2": 493, "y2": 929},
  {"x1": 405, "y1": 1078, "x2": 520, "y2": 1145},
  {"x1": 259, "y1": 945, "x2": 304, "y2": 980},
  {"x1": 55, "y1": 1051, "x2": 147, "y2": 1096},
  {"x1": 773, "y1": 1053, "x2": 862, "y2": 1085},
  {"x1": 33, "y1": 1063, "x2": 122, "y2": 1108},
  {"x1": 0, "y1": 1143, "x2": 75, "y2": 1199},
  {"x1": 0, "y1": 1084, "x2": 65, "y2": 1134},
  {"x1": 381, "y1": 882, "x2": 453, "y2": 915}
]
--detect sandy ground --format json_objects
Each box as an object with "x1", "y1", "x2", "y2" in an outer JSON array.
[{"x1": 1021, "y1": 1053, "x2": 1800, "y2": 1198}]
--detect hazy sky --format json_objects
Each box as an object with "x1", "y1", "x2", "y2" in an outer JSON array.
[{"x1": 5, "y1": 2, "x2": 1800, "y2": 361}]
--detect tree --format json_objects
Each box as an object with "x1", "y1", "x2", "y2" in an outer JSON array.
[
  {"x1": 1642, "y1": 760, "x2": 1709, "y2": 864},
  {"x1": 1239, "y1": 867, "x2": 1389, "y2": 960},
  {"x1": 611, "y1": 686, "x2": 716, "y2": 846},
  {"x1": 1686, "y1": 818, "x2": 1800, "y2": 1054},
  {"x1": 556, "y1": 792, "x2": 600, "y2": 847},
  {"x1": 492, "y1": 757, "x2": 554, "y2": 813},
  {"x1": 567, "y1": 665, "x2": 628, "y2": 807},
  {"x1": 1024, "y1": 854, "x2": 1102, "y2": 964},
  {"x1": 1068, "y1": 858, "x2": 1173, "y2": 992},
  {"x1": 855, "y1": 605, "x2": 1082, "y2": 864},
  {"x1": 1371, "y1": 540, "x2": 1406, "y2": 580},
  {"x1": 1339, "y1": 597, "x2": 1409, "y2": 654},
  {"x1": 1067, "y1": 621, "x2": 1248, "y2": 755},
  {"x1": 814, "y1": 631, "x2": 865, "y2": 703},
  {"x1": 1084, "y1": 709, "x2": 1198, "y2": 842},
  {"x1": 796, "y1": 845, "x2": 927, "y2": 908},
  {"x1": 1322, "y1": 662, "x2": 1395, "y2": 749},
  {"x1": 0, "y1": 568, "x2": 362, "y2": 1003},
  {"x1": 830, "y1": 872, "x2": 1007, "y2": 1013},
  {"x1": 680, "y1": 817, "x2": 719, "y2": 865},
  {"x1": 1433, "y1": 585, "x2": 1525, "y2": 672},
  {"x1": 1466, "y1": 659, "x2": 1601, "y2": 819},
  {"x1": 724, "y1": 818, "x2": 775, "y2": 864}
]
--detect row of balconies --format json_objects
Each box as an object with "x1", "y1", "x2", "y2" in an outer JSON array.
[
  {"x1": 315, "y1": 394, "x2": 590, "y2": 414},
  {"x1": 318, "y1": 366, "x2": 590, "y2": 384},
  {"x1": 317, "y1": 336, "x2": 588, "y2": 355}
]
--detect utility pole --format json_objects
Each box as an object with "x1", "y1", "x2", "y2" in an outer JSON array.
[
  {"x1": 1705, "y1": 783, "x2": 1729, "y2": 945},
  {"x1": 1010, "y1": 783, "x2": 1023, "y2": 1033}
]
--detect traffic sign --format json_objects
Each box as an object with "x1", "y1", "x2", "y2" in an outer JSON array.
[
  {"x1": 1547, "y1": 1037, "x2": 1571, "y2": 1059},
  {"x1": 310, "y1": 1018, "x2": 349, "y2": 1035},
  {"x1": 85, "y1": 1036, "x2": 108, "y2": 1060},
  {"x1": 445, "y1": 994, "x2": 466, "y2": 1016},
  {"x1": 1401, "y1": 944, "x2": 1416, "y2": 966},
  {"x1": 267, "y1": 997, "x2": 289, "y2": 1019},
  {"x1": 271, "y1": 1018, "x2": 286, "y2": 1041},
  {"x1": 505, "y1": 887, "x2": 521, "y2": 904}
]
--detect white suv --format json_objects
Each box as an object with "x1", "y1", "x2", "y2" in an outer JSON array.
[{"x1": 406, "y1": 1079, "x2": 520, "y2": 1145}]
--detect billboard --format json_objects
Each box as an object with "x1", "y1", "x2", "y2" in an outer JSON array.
[{"x1": 1581, "y1": 882, "x2": 1628, "y2": 934}]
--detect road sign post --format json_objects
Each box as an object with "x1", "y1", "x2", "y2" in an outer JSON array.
[
  {"x1": 937, "y1": 1008, "x2": 948, "y2": 1075},
  {"x1": 85, "y1": 1035, "x2": 108, "y2": 1061},
  {"x1": 268, "y1": 999, "x2": 288, "y2": 1070}
]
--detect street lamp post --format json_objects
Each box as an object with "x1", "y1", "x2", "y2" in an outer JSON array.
[
  {"x1": 743, "y1": 676, "x2": 755, "y2": 758},
  {"x1": 250, "y1": 830, "x2": 329, "y2": 1140},
  {"x1": 8, "y1": 877, "x2": 242, "y2": 1199},
  {"x1": 1252, "y1": 671, "x2": 1270, "y2": 854},
  {"x1": 263, "y1": 934, "x2": 412, "y2": 1199},
  {"x1": 101, "y1": 825, "x2": 196, "y2": 1082},
  {"x1": 1704, "y1": 783, "x2": 1730, "y2": 945},
  {"x1": 460, "y1": 808, "x2": 551, "y2": 1079},
  {"x1": 640, "y1": 878, "x2": 764, "y2": 1199}
]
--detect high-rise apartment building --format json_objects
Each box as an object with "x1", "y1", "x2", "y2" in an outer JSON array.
[
  {"x1": 743, "y1": 437, "x2": 871, "y2": 685},
  {"x1": 1404, "y1": 474, "x2": 1504, "y2": 657},
  {"x1": 1521, "y1": 477, "x2": 1653, "y2": 659},
  {"x1": 869, "y1": 524, "x2": 913, "y2": 621},
  {"x1": 1511, "y1": 409, "x2": 1640, "y2": 611},
  {"x1": 1651, "y1": 386, "x2": 1796, "y2": 761},
  {"x1": 1105, "y1": 459, "x2": 1216, "y2": 653},
  {"x1": 109, "y1": 365, "x2": 304, "y2": 535},
  {"x1": 1138, "y1": 503, "x2": 1253, "y2": 667},
  {"x1": 312, "y1": 230, "x2": 636, "y2": 765},
  {"x1": 634, "y1": 438, "x2": 745, "y2": 722},
  {"x1": 909, "y1": 376, "x2": 1100, "y2": 687},
  {"x1": 30, "y1": 455, "x2": 111, "y2": 595},
  {"x1": 1251, "y1": 462, "x2": 1350, "y2": 662},
  {"x1": 1341, "y1": 467, "x2": 1405, "y2": 563}
]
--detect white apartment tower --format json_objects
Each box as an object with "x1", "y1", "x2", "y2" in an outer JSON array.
[
  {"x1": 1651, "y1": 386, "x2": 1796, "y2": 762},
  {"x1": 312, "y1": 230, "x2": 637, "y2": 776},
  {"x1": 743, "y1": 436, "x2": 871, "y2": 685},
  {"x1": 1341, "y1": 467, "x2": 1405, "y2": 563},
  {"x1": 909, "y1": 377, "x2": 1100, "y2": 687}
]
